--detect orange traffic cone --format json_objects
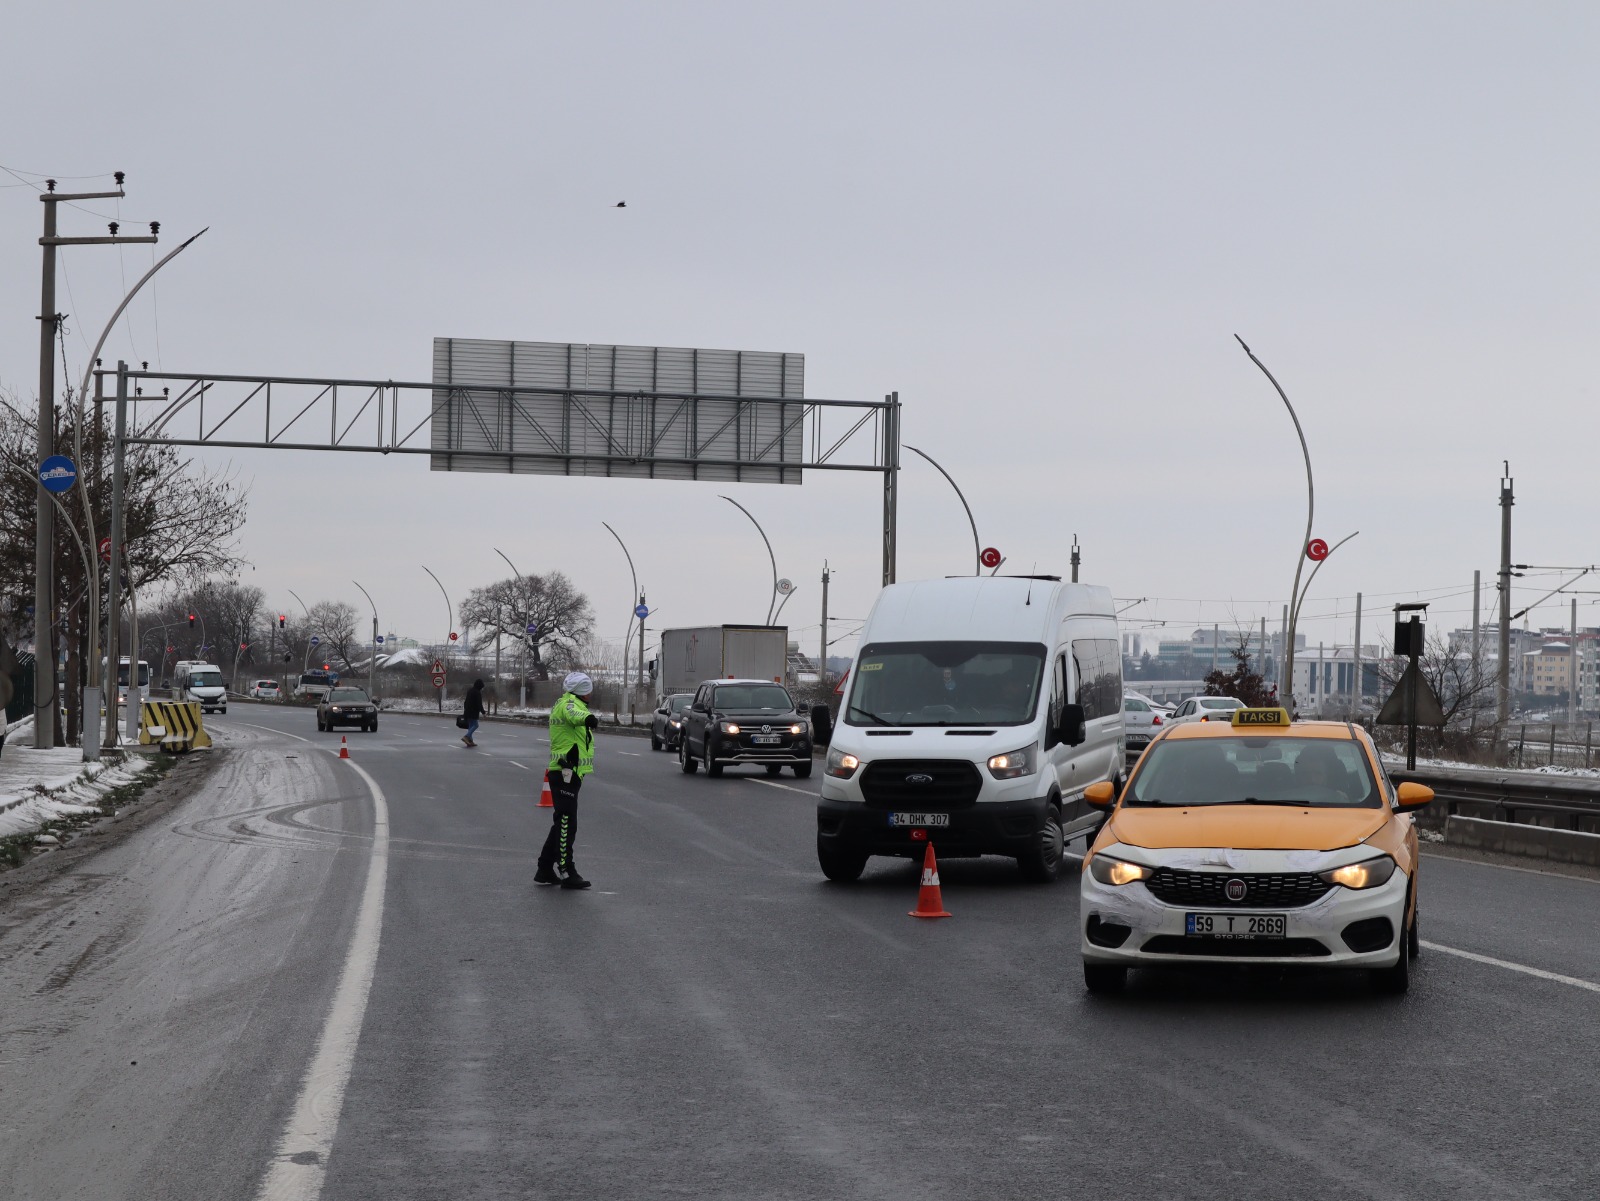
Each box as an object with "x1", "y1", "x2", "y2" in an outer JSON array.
[
  {"x1": 538, "y1": 771, "x2": 554, "y2": 807},
  {"x1": 908, "y1": 843, "x2": 952, "y2": 919},
  {"x1": 338, "y1": 735, "x2": 350, "y2": 760}
]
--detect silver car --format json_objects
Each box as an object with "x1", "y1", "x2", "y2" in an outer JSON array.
[
  {"x1": 1122, "y1": 695, "x2": 1165, "y2": 756},
  {"x1": 1167, "y1": 695, "x2": 1247, "y2": 727}
]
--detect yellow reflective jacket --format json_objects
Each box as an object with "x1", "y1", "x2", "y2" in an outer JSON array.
[{"x1": 548, "y1": 692, "x2": 595, "y2": 777}]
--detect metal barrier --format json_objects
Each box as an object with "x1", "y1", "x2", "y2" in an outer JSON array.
[{"x1": 1390, "y1": 762, "x2": 1600, "y2": 834}]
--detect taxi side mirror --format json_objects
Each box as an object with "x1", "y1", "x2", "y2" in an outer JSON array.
[
  {"x1": 1084, "y1": 780, "x2": 1117, "y2": 809},
  {"x1": 1395, "y1": 782, "x2": 1435, "y2": 812}
]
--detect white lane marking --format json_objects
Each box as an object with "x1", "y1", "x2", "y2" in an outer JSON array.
[
  {"x1": 255, "y1": 759, "x2": 390, "y2": 1201},
  {"x1": 746, "y1": 778, "x2": 817, "y2": 795},
  {"x1": 238, "y1": 721, "x2": 312, "y2": 744},
  {"x1": 617, "y1": 751, "x2": 641, "y2": 757},
  {"x1": 508, "y1": 761, "x2": 529, "y2": 771},
  {"x1": 1421, "y1": 848, "x2": 1600, "y2": 886},
  {"x1": 1421, "y1": 940, "x2": 1600, "y2": 995}
]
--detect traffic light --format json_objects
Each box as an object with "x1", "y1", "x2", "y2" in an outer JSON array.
[
  {"x1": 283, "y1": 653, "x2": 291, "y2": 663},
  {"x1": 188, "y1": 613, "x2": 195, "y2": 628},
  {"x1": 279, "y1": 615, "x2": 286, "y2": 629}
]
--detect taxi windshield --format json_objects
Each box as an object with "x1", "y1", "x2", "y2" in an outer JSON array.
[{"x1": 1125, "y1": 737, "x2": 1382, "y2": 809}]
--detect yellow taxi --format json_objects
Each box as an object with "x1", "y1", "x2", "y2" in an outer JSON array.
[{"x1": 1079, "y1": 707, "x2": 1433, "y2": 995}]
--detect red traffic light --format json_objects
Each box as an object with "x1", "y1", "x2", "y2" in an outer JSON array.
[
  {"x1": 239, "y1": 642, "x2": 248, "y2": 650},
  {"x1": 322, "y1": 663, "x2": 330, "y2": 670},
  {"x1": 188, "y1": 614, "x2": 195, "y2": 626},
  {"x1": 278, "y1": 615, "x2": 286, "y2": 627}
]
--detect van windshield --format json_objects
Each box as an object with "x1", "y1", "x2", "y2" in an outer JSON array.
[
  {"x1": 117, "y1": 663, "x2": 150, "y2": 687},
  {"x1": 188, "y1": 670, "x2": 224, "y2": 689},
  {"x1": 844, "y1": 641, "x2": 1045, "y2": 727}
]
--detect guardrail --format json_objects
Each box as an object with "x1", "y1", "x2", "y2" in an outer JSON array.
[{"x1": 1390, "y1": 762, "x2": 1600, "y2": 835}]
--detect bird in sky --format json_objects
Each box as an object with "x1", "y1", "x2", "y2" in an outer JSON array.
[{"x1": 615, "y1": 201, "x2": 626, "y2": 208}]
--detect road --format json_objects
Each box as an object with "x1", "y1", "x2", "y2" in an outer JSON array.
[{"x1": 2, "y1": 706, "x2": 1598, "y2": 1200}]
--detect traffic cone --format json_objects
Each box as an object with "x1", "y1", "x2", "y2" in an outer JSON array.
[
  {"x1": 338, "y1": 735, "x2": 350, "y2": 760},
  {"x1": 538, "y1": 771, "x2": 554, "y2": 807},
  {"x1": 908, "y1": 843, "x2": 952, "y2": 919}
]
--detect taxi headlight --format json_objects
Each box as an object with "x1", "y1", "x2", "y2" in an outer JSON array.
[
  {"x1": 1088, "y1": 856, "x2": 1155, "y2": 886},
  {"x1": 1318, "y1": 856, "x2": 1397, "y2": 890},
  {"x1": 826, "y1": 747, "x2": 860, "y2": 779},
  {"x1": 987, "y1": 742, "x2": 1038, "y2": 779}
]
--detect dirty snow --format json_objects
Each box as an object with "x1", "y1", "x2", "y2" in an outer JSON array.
[{"x1": 0, "y1": 740, "x2": 157, "y2": 840}]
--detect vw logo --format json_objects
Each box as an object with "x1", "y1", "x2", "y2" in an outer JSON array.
[
  {"x1": 905, "y1": 773, "x2": 935, "y2": 784},
  {"x1": 761, "y1": 724, "x2": 772, "y2": 733},
  {"x1": 1224, "y1": 878, "x2": 1248, "y2": 902}
]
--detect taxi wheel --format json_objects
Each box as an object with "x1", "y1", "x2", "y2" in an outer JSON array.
[
  {"x1": 1017, "y1": 805, "x2": 1065, "y2": 882},
  {"x1": 1369, "y1": 918, "x2": 1412, "y2": 996},
  {"x1": 1083, "y1": 962, "x2": 1127, "y2": 994},
  {"x1": 1407, "y1": 886, "x2": 1421, "y2": 958}
]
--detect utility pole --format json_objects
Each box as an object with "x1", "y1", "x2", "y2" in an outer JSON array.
[
  {"x1": 820, "y1": 562, "x2": 831, "y2": 687},
  {"x1": 1259, "y1": 616, "x2": 1267, "y2": 684},
  {"x1": 102, "y1": 362, "x2": 130, "y2": 748},
  {"x1": 1280, "y1": 604, "x2": 1289, "y2": 704},
  {"x1": 1497, "y1": 466, "x2": 1514, "y2": 724},
  {"x1": 32, "y1": 175, "x2": 158, "y2": 749},
  {"x1": 638, "y1": 589, "x2": 646, "y2": 706},
  {"x1": 1570, "y1": 597, "x2": 1578, "y2": 728},
  {"x1": 1070, "y1": 535, "x2": 1080, "y2": 584}
]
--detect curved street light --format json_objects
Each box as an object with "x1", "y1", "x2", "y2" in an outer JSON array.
[
  {"x1": 494, "y1": 547, "x2": 533, "y2": 708},
  {"x1": 904, "y1": 444, "x2": 981, "y2": 576},
  {"x1": 719, "y1": 496, "x2": 780, "y2": 623},
  {"x1": 601, "y1": 523, "x2": 640, "y2": 699},
  {"x1": 420, "y1": 565, "x2": 453, "y2": 713},
  {"x1": 1236, "y1": 335, "x2": 1315, "y2": 707},
  {"x1": 352, "y1": 580, "x2": 379, "y2": 700}
]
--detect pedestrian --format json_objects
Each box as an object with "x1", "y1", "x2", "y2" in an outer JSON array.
[
  {"x1": 461, "y1": 678, "x2": 486, "y2": 747},
  {"x1": 537, "y1": 671, "x2": 598, "y2": 890}
]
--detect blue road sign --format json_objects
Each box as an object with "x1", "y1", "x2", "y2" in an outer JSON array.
[
  {"x1": 39, "y1": 455, "x2": 76, "y2": 493},
  {"x1": 526, "y1": 623, "x2": 538, "y2": 636},
  {"x1": 635, "y1": 604, "x2": 649, "y2": 620},
  {"x1": 375, "y1": 635, "x2": 385, "y2": 644},
  {"x1": 309, "y1": 635, "x2": 320, "y2": 645}
]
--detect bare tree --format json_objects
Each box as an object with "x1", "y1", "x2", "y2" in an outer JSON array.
[
  {"x1": 307, "y1": 600, "x2": 361, "y2": 674},
  {"x1": 461, "y1": 572, "x2": 593, "y2": 681},
  {"x1": 1374, "y1": 633, "x2": 1496, "y2": 733},
  {"x1": 1202, "y1": 636, "x2": 1275, "y2": 707}
]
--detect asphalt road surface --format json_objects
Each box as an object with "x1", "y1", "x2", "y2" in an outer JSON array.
[{"x1": 2, "y1": 706, "x2": 1598, "y2": 1200}]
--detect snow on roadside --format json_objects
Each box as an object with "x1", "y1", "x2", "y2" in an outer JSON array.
[{"x1": 0, "y1": 746, "x2": 156, "y2": 840}]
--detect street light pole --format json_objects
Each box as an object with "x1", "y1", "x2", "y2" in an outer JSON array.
[
  {"x1": 718, "y1": 497, "x2": 779, "y2": 623},
  {"x1": 904, "y1": 445, "x2": 980, "y2": 575},
  {"x1": 421, "y1": 565, "x2": 453, "y2": 714},
  {"x1": 601, "y1": 523, "x2": 639, "y2": 703},
  {"x1": 1236, "y1": 336, "x2": 1314, "y2": 712},
  {"x1": 493, "y1": 547, "x2": 532, "y2": 709},
  {"x1": 353, "y1": 580, "x2": 379, "y2": 700}
]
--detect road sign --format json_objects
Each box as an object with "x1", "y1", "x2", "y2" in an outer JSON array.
[
  {"x1": 431, "y1": 658, "x2": 445, "y2": 674},
  {"x1": 1306, "y1": 538, "x2": 1330, "y2": 561},
  {"x1": 526, "y1": 622, "x2": 538, "y2": 636},
  {"x1": 431, "y1": 672, "x2": 446, "y2": 688},
  {"x1": 98, "y1": 536, "x2": 111, "y2": 562},
  {"x1": 775, "y1": 579, "x2": 793, "y2": 596},
  {"x1": 980, "y1": 547, "x2": 1002, "y2": 569},
  {"x1": 39, "y1": 455, "x2": 77, "y2": 493},
  {"x1": 375, "y1": 635, "x2": 384, "y2": 643},
  {"x1": 310, "y1": 635, "x2": 321, "y2": 646},
  {"x1": 635, "y1": 604, "x2": 650, "y2": 619}
]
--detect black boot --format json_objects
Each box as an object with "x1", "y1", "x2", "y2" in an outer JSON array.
[
  {"x1": 560, "y1": 870, "x2": 592, "y2": 890},
  {"x1": 534, "y1": 864, "x2": 560, "y2": 886}
]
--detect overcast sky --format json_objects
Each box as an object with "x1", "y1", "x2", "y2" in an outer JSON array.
[{"x1": 5, "y1": 2, "x2": 1598, "y2": 666}]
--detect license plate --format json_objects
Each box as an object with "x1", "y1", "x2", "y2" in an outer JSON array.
[
  {"x1": 1186, "y1": 913, "x2": 1286, "y2": 938},
  {"x1": 750, "y1": 735, "x2": 782, "y2": 745},
  {"x1": 888, "y1": 812, "x2": 949, "y2": 828}
]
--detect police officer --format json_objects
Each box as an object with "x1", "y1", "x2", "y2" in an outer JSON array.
[{"x1": 537, "y1": 671, "x2": 599, "y2": 889}]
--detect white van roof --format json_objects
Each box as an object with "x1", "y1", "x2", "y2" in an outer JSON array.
[{"x1": 861, "y1": 576, "x2": 1116, "y2": 644}]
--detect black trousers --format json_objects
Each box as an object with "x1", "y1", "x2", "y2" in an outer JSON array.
[{"x1": 538, "y1": 771, "x2": 582, "y2": 874}]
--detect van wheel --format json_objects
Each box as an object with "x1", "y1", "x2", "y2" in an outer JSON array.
[
  {"x1": 1017, "y1": 804, "x2": 1065, "y2": 882},
  {"x1": 679, "y1": 740, "x2": 698, "y2": 774},
  {"x1": 1083, "y1": 963, "x2": 1127, "y2": 994},
  {"x1": 818, "y1": 840, "x2": 868, "y2": 882}
]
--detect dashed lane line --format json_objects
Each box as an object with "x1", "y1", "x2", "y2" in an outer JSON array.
[
  {"x1": 745, "y1": 777, "x2": 819, "y2": 795},
  {"x1": 508, "y1": 761, "x2": 530, "y2": 770},
  {"x1": 255, "y1": 759, "x2": 390, "y2": 1201},
  {"x1": 237, "y1": 721, "x2": 312, "y2": 744},
  {"x1": 1421, "y1": 940, "x2": 1600, "y2": 995}
]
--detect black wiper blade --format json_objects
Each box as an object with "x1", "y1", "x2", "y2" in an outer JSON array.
[
  {"x1": 848, "y1": 705, "x2": 892, "y2": 726},
  {"x1": 1210, "y1": 798, "x2": 1311, "y2": 807}
]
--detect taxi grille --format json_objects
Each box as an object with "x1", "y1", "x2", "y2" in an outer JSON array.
[
  {"x1": 859, "y1": 760, "x2": 982, "y2": 810},
  {"x1": 1144, "y1": 868, "x2": 1331, "y2": 909}
]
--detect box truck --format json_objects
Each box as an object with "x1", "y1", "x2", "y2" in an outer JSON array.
[{"x1": 659, "y1": 625, "x2": 788, "y2": 695}]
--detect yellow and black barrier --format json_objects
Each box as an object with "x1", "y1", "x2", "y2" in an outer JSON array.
[{"x1": 139, "y1": 700, "x2": 213, "y2": 752}]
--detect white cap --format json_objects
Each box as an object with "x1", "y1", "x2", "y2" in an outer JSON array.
[{"x1": 563, "y1": 671, "x2": 594, "y2": 696}]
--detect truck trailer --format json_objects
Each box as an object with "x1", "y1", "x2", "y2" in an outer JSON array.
[{"x1": 659, "y1": 625, "x2": 788, "y2": 696}]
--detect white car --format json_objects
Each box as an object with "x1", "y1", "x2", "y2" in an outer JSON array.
[
  {"x1": 248, "y1": 679, "x2": 282, "y2": 700},
  {"x1": 1122, "y1": 694, "x2": 1165, "y2": 756},
  {"x1": 1167, "y1": 695, "x2": 1246, "y2": 726}
]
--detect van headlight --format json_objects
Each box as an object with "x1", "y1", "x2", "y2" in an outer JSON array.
[
  {"x1": 1318, "y1": 856, "x2": 1396, "y2": 890},
  {"x1": 1088, "y1": 855, "x2": 1155, "y2": 886},
  {"x1": 987, "y1": 742, "x2": 1037, "y2": 779},
  {"x1": 826, "y1": 747, "x2": 860, "y2": 779}
]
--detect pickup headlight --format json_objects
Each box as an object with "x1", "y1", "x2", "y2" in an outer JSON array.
[
  {"x1": 722, "y1": 722, "x2": 741, "y2": 735},
  {"x1": 987, "y1": 741, "x2": 1038, "y2": 779},
  {"x1": 669, "y1": 719, "x2": 682, "y2": 728},
  {"x1": 1318, "y1": 856, "x2": 1396, "y2": 890},
  {"x1": 1088, "y1": 855, "x2": 1155, "y2": 886},
  {"x1": 789, "y1": 723, "x2": 805, "y2": 736},
  {"x1": 826, "y1": 747, "x2": 860, "y2": 779}
]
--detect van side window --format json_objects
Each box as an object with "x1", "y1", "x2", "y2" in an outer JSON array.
[
  {"x1": 1045, "y1": 654, "x2": 1068, "y2": 747},
  {"x1": 1071, "y1": 638, "x2": 1122, "y2": 720}
]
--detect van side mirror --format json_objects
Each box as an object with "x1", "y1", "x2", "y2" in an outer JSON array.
[
  {"x1": 1060, "y1": 702, "x2": 1087, "y2": 747},
  {"x1": 1395, "y1": 782, "x2": 1435, "y2": 812},
  {"x1": 1084, "y1": 780, "x2": 1116, "y2": 809},
  {"x1": 810, "y1": 703, "x2": 833, "y2": 747}
]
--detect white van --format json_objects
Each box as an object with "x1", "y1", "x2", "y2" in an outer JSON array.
[
  {"x1": 116, "y1": 657, "x2": 150, "y2": 708},
  {"x1": 817, "y1": 575, "x2": 1123, "y2": 883},
  {"x1": 174, "y1": 661, "x2": 228, "y2": 714}
]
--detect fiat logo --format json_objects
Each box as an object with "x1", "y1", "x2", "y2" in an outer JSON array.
[
  {"x1": 1224, "y1": 878, "x2": 1248, "y2": 902},
  {"x1": 905, "y1": 773, "x2": 935, "y2": 784}
]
